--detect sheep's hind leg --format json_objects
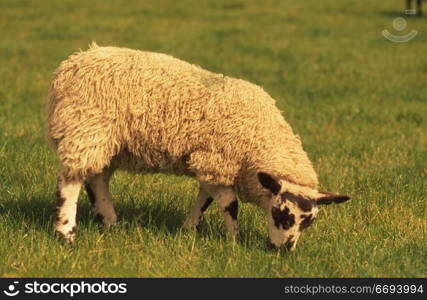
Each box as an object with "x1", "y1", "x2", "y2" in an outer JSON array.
[
  {"x1": 85, "y1": 169, "x2": 117, "y2": 226},
  {"x1": 55, "y1": 175, "x2": 82, "y2": 243},
  {"x1": 206, "y1": 185, "x2": 239, "y2": 238},
  {"x1": 183, "y1": 185, "x2": 213, "y2": 229}
]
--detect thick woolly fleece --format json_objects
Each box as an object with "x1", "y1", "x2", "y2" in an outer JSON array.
[{"x1": 46, "y1": 43, "x2": 318, "y2": 204}]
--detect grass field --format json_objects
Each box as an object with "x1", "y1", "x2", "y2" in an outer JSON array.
[{"x1": 0, "y1": 0, "x2": 426, "y2": 277}]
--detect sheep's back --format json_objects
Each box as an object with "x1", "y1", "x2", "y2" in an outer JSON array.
[{"x1": 47, "y1": 45, "x2": 317, "y2": 187}]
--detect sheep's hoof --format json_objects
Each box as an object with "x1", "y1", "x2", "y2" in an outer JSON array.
[
  {"x1": 182, "y1": 218, "x2": 199, "y2": 231},
  {"x1": 55, "y1": 228, "x2": 76, "y2": 244},
  {"x1": 93, "y1": 213, "x2": 117, "y2": 228}
]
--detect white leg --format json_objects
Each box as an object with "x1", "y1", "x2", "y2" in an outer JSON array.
[
  {"x1": 85, "y1": 170, "x2": 117, "y2": 226},
  {"x1": 183, "y1": 185, "x2": 213, "y2": 229},
  {"x1": 204, "y1": 185, "x2": 239, "y2": 237},
  {"x1": 55, "y1": 175, "x2": 82, "y2": 243}
]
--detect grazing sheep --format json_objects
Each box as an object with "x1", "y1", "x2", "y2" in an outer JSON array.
[
  {"x1": 46, "y1": 43, "x2": 350, "y2": 250},
  {"x1": 406, "y1": 0, "x2": 423, "y2": 15}
]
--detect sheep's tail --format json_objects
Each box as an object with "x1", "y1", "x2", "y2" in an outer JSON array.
[{"x1": 45, "y1": 41, "x2": 99, "y2": 151}]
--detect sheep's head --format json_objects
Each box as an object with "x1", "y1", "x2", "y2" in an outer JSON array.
[{"x1": 257, "y1": 172, "x2": 350, "y2": 251}]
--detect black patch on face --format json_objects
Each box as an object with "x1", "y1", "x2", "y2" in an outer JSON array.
[
  {"x1": 271, "y1": 206, "x2": 295, "y2": 230},
  {"x1": 85, "y1": 183, "x2": 96, "y2": 205},
  {"x1": 201, "y1": 197, "x2": 214, "y2": 213},
  {"x1": 299, "y1": 214, "x2": 314, "y2": 231},
  {"x1": 224, "y1": 200, "x2": 238, "y2": 220},
  {"x1": 62, "y1": 219, "x2": 69, "y2": 225},
  {"x1": 94, "y1": 213, "x2": 104, "y2": 224},
  {"x1": 281, "y1": 192, "x2": 314, "y2": 212}
]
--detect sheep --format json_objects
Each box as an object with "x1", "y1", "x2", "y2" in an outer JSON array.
[{"x1": 46, "y1": 43, "x2": 350, "y2": 250}]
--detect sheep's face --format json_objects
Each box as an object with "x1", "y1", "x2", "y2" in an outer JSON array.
[
  {"x1": 267, "y1": 193, "x2": 319, "y2": 251},
  {"x1": 257, "y1": 172, "x2": 350, "y2": 251}
]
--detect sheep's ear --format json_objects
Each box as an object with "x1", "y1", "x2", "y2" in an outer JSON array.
[
  {"x1": 257, "y1": 172, "x2": 281, "y2": 195},
  {"x1": 316, "y1": 192, "x2": 351, "y2": 205}
]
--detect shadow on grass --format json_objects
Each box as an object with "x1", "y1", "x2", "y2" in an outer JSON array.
[
  {"x1": 0, "y1": 195, "x2": 186, "y2": 232},
  {"x1": 0, "y1": 195, "x2": 215, "y2": 237},
  {"x1": 0, "y1": 196, "x2": 271, "y2": 251},
  {"x1": 117, "y1": 198, "x2": 187, "y2": 234},
  {"x1": 0, "y1": 196, "x2": 55, "y2": 229}
]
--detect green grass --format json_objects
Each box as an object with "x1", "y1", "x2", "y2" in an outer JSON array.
[{"x1": 0, "y1": 0, "x2": 426, "y2": 277}]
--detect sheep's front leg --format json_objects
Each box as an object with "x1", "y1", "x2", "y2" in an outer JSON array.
[
  {"x1": 183, "y1": 186, "x2": 213, "y2": 229},
  {"x1": 207, "y1": 185, "x2": 239, "y2": 238},
  {"x1": 55, "y1": 175, "x2": 82, "y2": 243},
  {"x1": 85, "y1": 170, "x2": 117, "y2": 226}
]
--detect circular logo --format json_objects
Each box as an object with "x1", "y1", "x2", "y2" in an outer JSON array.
[{"x1": 393, "y1": 17, "x2": 407, "y2": 31}]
